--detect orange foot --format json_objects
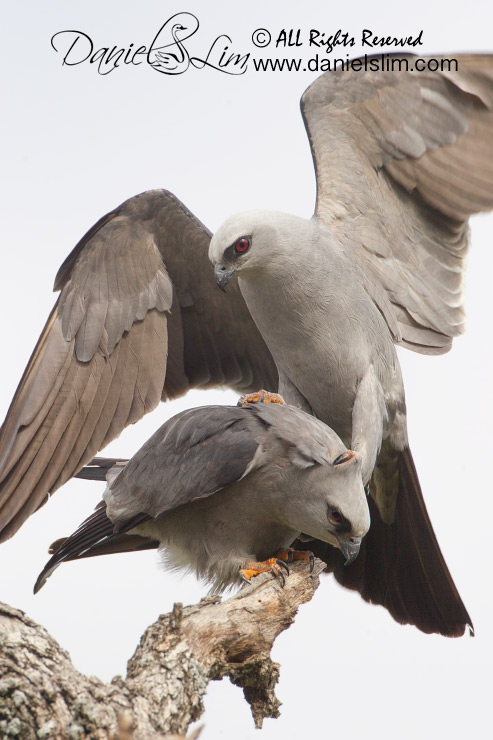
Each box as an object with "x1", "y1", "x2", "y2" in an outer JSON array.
[
  {"x1": 237, "y1": 390, "x2": 286, "y2": 407},
  {"x1": 275, "y1": 547, "x2": 315, "y2": 573},
  {"x1": 240, "y1": 557, "x2": 290, "y2": 587}
]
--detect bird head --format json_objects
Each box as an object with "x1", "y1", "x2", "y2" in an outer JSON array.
[
  {"x1": 209, "y1": 210, "x2": 314, "y2": 291},
  {"x1": 283, "y1": 446, "x2": 370, "y2": 566},
  {"x1": 323, "y1": 450, "x2": 370, "y2": 564}
]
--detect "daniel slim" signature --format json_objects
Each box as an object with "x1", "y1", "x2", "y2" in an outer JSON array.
[{"x1": 51, "y1": 12, "x2": 250, "y2": 76}]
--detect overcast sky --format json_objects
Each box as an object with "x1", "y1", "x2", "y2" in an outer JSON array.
[{"x1": 2, "y1": 2, "x2": 492, "y2": 738}]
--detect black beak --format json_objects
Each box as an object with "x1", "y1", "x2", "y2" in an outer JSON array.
[
  {"x1": 214, "y1": 264, "x2": 236, "y2": 292},
  {"x1": 338, "y1": 536, "x2": 362, "y2": 567}
]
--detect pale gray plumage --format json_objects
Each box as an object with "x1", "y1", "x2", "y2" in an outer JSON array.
[
  {"x1": 34, "y1": 402, "x2": 369, "y2": 593},
  {"x1": 2, "y1": 53, "x2": 493, "y2": 636},
  {"x1": 211, "y1": 211, "x2": 404, "y2": 483}
]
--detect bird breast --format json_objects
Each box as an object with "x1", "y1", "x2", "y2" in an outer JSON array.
[
  {"x1": 237, "y1": 243, "x2": 398, "y2": 437},
  {"x1": 132, "y1": 478, "x2": 300, "y2": 591}
]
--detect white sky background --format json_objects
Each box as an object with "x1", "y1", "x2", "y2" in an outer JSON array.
[{"x1": 1, "y1": 1, "x2": 492, "y2": 738}]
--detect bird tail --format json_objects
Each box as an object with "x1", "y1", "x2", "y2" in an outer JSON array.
[
  {"x1": 74, "y1": 456, "x2": 128, "y2": 482},
  {"x1": 34, "y1": 502, "x2": 156, "y2": 594},
  {"x1": 298, "y1": 447, "x2": 473, "y2": 637}
]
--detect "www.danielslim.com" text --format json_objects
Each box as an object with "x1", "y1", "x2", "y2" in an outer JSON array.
[{"x1": 252, "y1": 55, "x2": 459, "y2": 73}]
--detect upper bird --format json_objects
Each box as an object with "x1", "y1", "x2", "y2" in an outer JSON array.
[{"x1": 1, "y1": 54, "x2": 493, "y2": 636}]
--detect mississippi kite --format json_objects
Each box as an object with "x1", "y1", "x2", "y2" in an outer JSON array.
[
  {"x1": 34, "y1": 400, "x2": 370, "y2": 593},
  {"x1": 2, "y1": 54, "x2": 493, "y2": 636}
]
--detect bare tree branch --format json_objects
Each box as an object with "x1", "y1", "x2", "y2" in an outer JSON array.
[{"x1": 0, "y1": 559, "x2": 325, "y2": 738}]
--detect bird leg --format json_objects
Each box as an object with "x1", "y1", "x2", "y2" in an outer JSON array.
[
  {"x1": 240, "y1": 557, "x2": 290, "y2": 587},
  {"x1": 237, "y1": 390, "x2": 286, "y2": 407},
  {"x1": 275, "y1": 547, "x2": 315, "y2": 573}
]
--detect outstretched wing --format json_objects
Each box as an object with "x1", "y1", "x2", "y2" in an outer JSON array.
[
  {"x1": 0, "y1": 190, "x2": 277, "y2": 543},
  {"x1": 302, "y1": 54, "x2": 493, "y2": 354}
]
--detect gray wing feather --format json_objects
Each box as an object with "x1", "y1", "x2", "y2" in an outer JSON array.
[
  {"x1": 104, "y1": 402, "x2": 346, "y2": 525},
  {"x1": 103, "y1": 405, "x2": 264, "y2": 525},
  {"x1": 302, "y1": 54, "x2": 493, "y2": 354},
  {"x1": 0, "y1": 190, "x2": 277, "y2": 543}
]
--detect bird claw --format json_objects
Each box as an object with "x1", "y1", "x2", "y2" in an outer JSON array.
[
  {"x1": 239, "y1": 549, "x2": 314, "y2": 588},
  {"x1": 275, "y1": 547, "x2": 315, "y2": 573},
  {"x1": 237, "y1": 390, "x2": 286, "y2": 407},
  {"x1": 240, "y1": 572, "x2": 253, "y2": 586},
  {"x1": 276, "y1": 558, "x2": 290, "y2": 575},
  {"x1": 308, "y1": 553, "x2": 315, "y2": 573},
  {"x1": 239, "y1": 556, "x2": 290, "y2": 587}
]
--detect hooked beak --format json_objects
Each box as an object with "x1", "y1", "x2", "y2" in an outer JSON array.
[
  {"x1": 214, "y1": 263, "x2": 236, "y2": 292},
  {"x1": 337, "y1": 535, "x2": 362, "y2": 567}
]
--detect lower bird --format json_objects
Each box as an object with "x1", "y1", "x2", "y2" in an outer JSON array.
[{"x1": 34, "y1": 396, "x2": 370, "y2": 594}]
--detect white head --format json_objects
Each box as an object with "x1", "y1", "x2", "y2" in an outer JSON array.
[
  {"x1": 209, "y1": 210, "x2": 315, "y2": 291},
  {"x1": 280, "y1": 447, "x2": 370, "y2": 565}
]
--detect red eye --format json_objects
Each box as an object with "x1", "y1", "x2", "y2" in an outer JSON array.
[
  {"x1": 328, "y1": 507, "x2": 342, "y2": 524},
  {"x1": 234, "y1": 237, "x2": 250, "y2": 254}
]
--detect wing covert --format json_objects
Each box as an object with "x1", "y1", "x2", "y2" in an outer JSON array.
[{"x1": 100, "y1": 405, "x2": 264, "y2": 524}]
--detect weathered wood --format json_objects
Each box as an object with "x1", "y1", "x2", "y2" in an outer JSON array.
[{"x1": 0, "y1": 559, "x2": 325, "y2": 738}]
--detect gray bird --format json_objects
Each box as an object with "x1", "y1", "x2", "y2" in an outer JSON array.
[
  {"x1": 33, "y1": 401, "x2": 370, "y2": 594},
  {"x1": 2, "y1": 54, "x2": 493, "y2": 635}
]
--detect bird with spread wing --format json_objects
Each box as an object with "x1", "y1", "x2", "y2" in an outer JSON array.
[{"x1": 2, "y1": 54, "x2": 493, "y2": 637}]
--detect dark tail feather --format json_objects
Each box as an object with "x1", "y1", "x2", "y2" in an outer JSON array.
[
  {"x1": 49, "y1": 533, "x2": 159, "y2": 559},
  {"x1": 297, "y1": 447, "x2": 473, "y2": 637},
  {"x1": 74, "y1": 457, "x2": 128, "y2": 482},
  {"x1": 34, "y1": 504, "x2": 154, "y2": 594}
]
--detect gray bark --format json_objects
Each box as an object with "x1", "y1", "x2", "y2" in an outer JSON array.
[{"x1": 0, "y1": 559, "x2": 325, "y2": 739}]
